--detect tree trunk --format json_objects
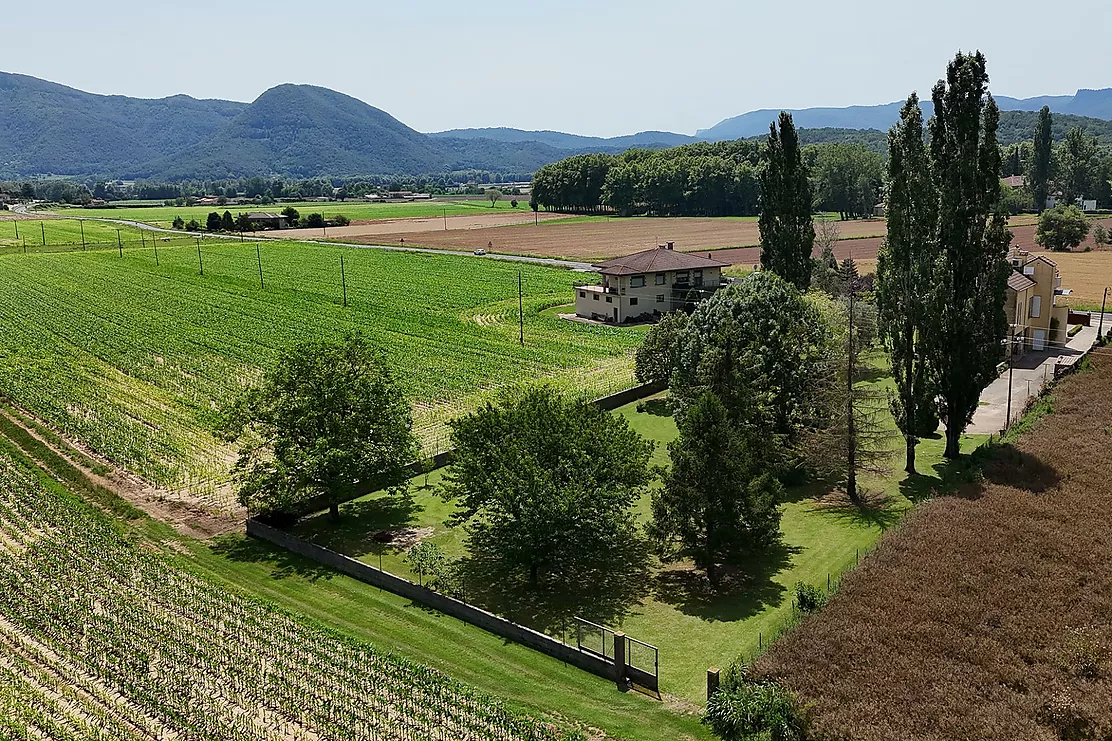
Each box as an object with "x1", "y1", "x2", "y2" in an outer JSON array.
[
  {"x1": 944, "y1": 424, "x2": 961, "y2": 459},
  {"x1": 329, "y1": 501, "x2": 340, "y2": 522},
  {"x1": 905, "y1": 436, "x2": 917, "y2": 475},
  {"x1": 528, "y1": 562, "x2": 538, "y2": 587},
  {"x1": 706, "y1": 561, "x2": 717, "y2": 587}
]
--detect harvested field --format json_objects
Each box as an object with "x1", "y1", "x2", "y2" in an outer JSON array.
[
  {"x1": 363, "y1": 216, "x2": 889, "y2": 262},
  {"x1": 753, "y1": 354, "x2": 1112, "y2": 741},
  {"x1": 1029, "y1": 247, "x2": 1112, "y2": 308},
  {"x1": 267, "y1": 209, "x2": 567, "y2": 241}
]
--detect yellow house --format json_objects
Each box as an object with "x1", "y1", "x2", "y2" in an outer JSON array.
[
  {"x1": 574, "y1": 243, "x2": 729, "y2": 323},
  {"x1": 1005, "y1": 248, "x2": 1070, "y2": 356}
]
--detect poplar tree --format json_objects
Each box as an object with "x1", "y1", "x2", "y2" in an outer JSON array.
[
  {"x1": 759, "y1": 112, "x2": 815, "y2": 290},
  {"x1": 876, "y1": 94, "x2": 939, "y2": 475},
  {"x1": 1030, "y1": 105, "x2": 1053, "y2": 212},
  {"x1": 926, "y1": 52, "x2": 1011, "y2": 460}
]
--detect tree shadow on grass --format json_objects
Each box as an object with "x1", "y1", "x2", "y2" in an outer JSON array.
[
  {"x1": 898, "y1": 442, "x2": 1060, "y2": 502},
  {"x1": 209, "y1": 534, "x2": 337, "y2": 582},
  {"x1": 650, "y1": 542, "x2": 800, "y2": 623},
  {"x1": 291, "y1": 494, "x2": 424, "y2": 558},
  {"x1": 454, "y1": 535, "x2": 655, "y2": 634},
  {"x1": 637, "y1": 398, "x2": 673, "y2": 417},
  {"x1": 808, "y1": 490, "x2": 904, "y2": 531}
]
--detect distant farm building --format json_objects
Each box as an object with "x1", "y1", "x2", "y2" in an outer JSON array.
[
  {"x1": 245, "y1": 212, "x2": 287, "y2": 230},
  {"x1": 1001, "y1": 175, "x2": 1027, "y2": 189},
  {"x1": 575, "y1": 243, "x2": 729, "y2": 323}
]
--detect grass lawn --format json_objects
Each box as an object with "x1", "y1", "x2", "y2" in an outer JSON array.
[
  {"x1": 293, "y1": 353, "x2": 989, "y2": 703},
  {"x1": 49, "y1": 199, "x2": 527, "y2": 227}
]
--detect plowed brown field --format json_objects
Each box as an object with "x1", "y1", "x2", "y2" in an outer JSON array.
[{"x1": 753, "y1": 354, "x2": 1112, "y2": 741}]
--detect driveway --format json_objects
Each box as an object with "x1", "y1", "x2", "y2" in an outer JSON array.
[{"x1": 968, "y1": 316, "x2": 1109, "y2": 434}]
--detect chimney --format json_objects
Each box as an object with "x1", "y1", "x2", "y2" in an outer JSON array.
[{"x1": 666, "y1": 241, "x2": 674, "y2": 251}]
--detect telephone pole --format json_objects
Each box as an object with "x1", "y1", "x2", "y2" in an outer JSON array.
[{"x1": 1099, "y1": 287, "x2": 1108, "y2": 340}]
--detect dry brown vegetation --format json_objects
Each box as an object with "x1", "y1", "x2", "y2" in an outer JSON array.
[{"x1": 753, "y1": 354, "x2": 1112, "y2": 740}]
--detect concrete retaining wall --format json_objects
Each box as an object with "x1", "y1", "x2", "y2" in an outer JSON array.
[{"x1": 246, "y1": 518, "x2": 618, "y2": 683}]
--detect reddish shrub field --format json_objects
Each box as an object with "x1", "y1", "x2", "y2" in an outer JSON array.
[{"x1": 754, "y1": 354, "x2": 1112, "y2": 740}]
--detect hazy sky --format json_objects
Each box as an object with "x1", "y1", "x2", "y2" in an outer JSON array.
[{"x1": 3, "y1": 0, "x2": 1109, "y2": 137}]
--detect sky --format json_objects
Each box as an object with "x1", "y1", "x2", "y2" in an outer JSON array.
[{"x1": 3, "y1": 0, "x2": 1110, "y2": 138}]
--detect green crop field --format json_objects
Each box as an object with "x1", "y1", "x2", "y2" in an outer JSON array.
[
  {"x1": 0, "y1": 241, "x2": 639, "y2": 508},
  {"x1": 0, "y1": 218, "x2": 150, "y2": 252},
  {"x1": 50, "y1": 199, "x2": 529, "y2": 227},
  {"x1": 0, "y1": 446, "x2": 584, "y2": 741}
]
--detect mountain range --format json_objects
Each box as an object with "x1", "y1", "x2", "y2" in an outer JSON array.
[{"x1": 1, "y1": 71, "x2": 1110, "y2": 181}]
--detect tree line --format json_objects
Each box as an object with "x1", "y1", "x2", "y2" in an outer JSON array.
[{"x1": 531, "y1": 139, "x2": 885, "y2": 219}]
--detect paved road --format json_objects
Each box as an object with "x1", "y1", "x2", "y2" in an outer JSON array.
[
  {"x1": 968, "y1": 317, "x2": 1110, "y2": 434},
  {"x1": 58, "y1": 216, "x2": 596, "y2": 272}
]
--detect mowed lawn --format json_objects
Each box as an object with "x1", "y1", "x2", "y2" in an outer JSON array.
[
  {"x1": 50, "y1": 199, "x2": 526, "y2": 227},
  {"x1": 293, "y1": 353, "x2": 988, "y2": 703}
]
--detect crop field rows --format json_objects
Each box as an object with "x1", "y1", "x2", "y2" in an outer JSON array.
[
  {"x1": 0, "y1": 241, "x2": 639, "y2": 509},
  {"x1": 0, "y1": 451, "x2": 576, "y2": 741}
]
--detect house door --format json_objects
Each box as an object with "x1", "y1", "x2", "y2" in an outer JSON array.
[
  {"x1": 613, "y1": 307, "x2": 619, "y2": 322},
  {"x1": 1032, "y1": 329, "x2": 1046, "y2": 351}
]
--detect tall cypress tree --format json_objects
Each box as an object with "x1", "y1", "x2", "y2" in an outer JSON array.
[
  {"x1": 876, "y1": 93, "x2": 939, "y2": 475},
  {"x1": 759, "y1": 112, "x2": 815, "y2": 290},
  {"x1": 1030, "y1": 105, "x2": 1053, "y2": 212},
  {"x1": 926, "y1": 52, "x2": 1011, "y2": 459}
]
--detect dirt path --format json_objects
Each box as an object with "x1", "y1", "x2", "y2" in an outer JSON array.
[{"x1": 0, "y1": 405, "x2": 242, "y2": 538}]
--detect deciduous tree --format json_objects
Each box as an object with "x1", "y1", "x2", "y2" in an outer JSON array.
[
  {"x1": 206, "y1": 211, "x2": 222, "y2": 232},
  {"x1": 876, "y1": 94, "x2": 939, "y2": 474},
  {"x1": 634, "y1": 311, "x2": 689, "y2": 385},
  {"x1": 221, "y1": 210, "x2": 235, "y2": 231},
  {"x1": 221, "y1": 333, "x2": 418, "y2": 521},
  {"x1": 1056, "y1": 127, "x2": 1100, "y2": 206},
  {"x1": 760, "y1": 112, "x2": 815, "y2": 290},
  {"x1": 926, "y1": 51, "x2": 1011, "y2": 459},
  {"x1": 1035, "y1": 204, "x2": 1090, "y2": 252},
  {"x1": 443, "y1": 386, "x2": 653, "y2": 587}
]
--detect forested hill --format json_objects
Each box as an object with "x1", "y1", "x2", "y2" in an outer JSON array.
[{"x1": 0, "y1": 72, "x2": 246, "y2": 177}]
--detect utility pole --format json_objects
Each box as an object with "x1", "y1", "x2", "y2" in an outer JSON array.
[
  {"x1": 154, "y1": 238, "x2": 159, "y2": 267},
  {"x1": 1005, "y1": 340, "x2": 1015, "y2": 430},
  {"x1": 340, "y1": 255, "x2": 348, "y2": 307},
  {"x1": 117, "y1": 230, "x2": 123, "y2": 258},
  {"x1": 40, "y1": 221, "x2": 45, "y2": 247},
  {"x1": 518, "y1": 268, "x2": 524, "y2": 346},
  {"x1": 443, "y1": 207, "x2": 447, "y2": 231},
  {"x1": 256, "y1": 243, "x2": 264, "y2": 289},
  {"x1": 80, "y1": 220, "x2": 86, "y2": 251},
  {"x1": 1099, "y1": 287, "x2": 1108, "y2": 340},
  {"x1": 13, "y1": 220, "x2": 17, "y2": 240}
]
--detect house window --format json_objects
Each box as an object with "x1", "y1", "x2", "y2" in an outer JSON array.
[
  {"x1": 655, "y1": 273, "x2": 666, "y2": 285},
  {"x1": 629, "y1": 298, "x2": 638, "y2": 306},
  {"x1": 1023, "y1": 266, "x2": 1035, "y2": 276},
  {"x1": 579, "y1": 291, "x2": 586, "y2": 298},
  {"x1": 630, "y1": 275, "x2": 646, "y2": 288},
  {"x1": 592, "y1": 294, "x2": 599, "y2": 301},
  {"x1": 694, "y1": 269, "x2": 703, "y2": 286},
  {"x1": 656, "y1": 294, "x2": 665, "y2": 303},
  {"x1": 1030, "y1": 295, "x2": 1042, "y2": 318},
  {"x1": 674, "y1": 271, "x2": 689, "y2": 284},
  {"x1": 606, "y1": 296, "x2": 613, "y2": 304}
]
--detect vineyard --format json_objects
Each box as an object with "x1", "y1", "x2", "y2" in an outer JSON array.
[
  {"x1": 0, "y1": 450, "x2": 578, "y2": 741},
  {"x1": 0, "y1": 239, "x2": 639, "y2": 509}
]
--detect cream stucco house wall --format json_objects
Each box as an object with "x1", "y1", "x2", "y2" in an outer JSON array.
[
  {"x1": 1005, "y1": 248, "x2": 1070, "y2": 355},
  {"x1": 574, "y1": 244, "x2": 729, "y2": 323}
]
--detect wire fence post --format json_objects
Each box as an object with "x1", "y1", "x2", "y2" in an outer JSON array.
[
  {"x1": 154, "y1": 238, "x2": 159, "y2": 266},
  {"x1": 40, "y1": 221, "x2": 45, "y2": 247},
  {"x1": 256, "y1": 243, "x2": 264, "y2": 290},
  {"x1": 197, "y1": 238, "x2": 203, "y2": 276},
  {"x1": 117, "y1": 230, "x2": 123, "y2": 258},
  {"x1": 80, "y1": 220, "x2": 86, "y2": 251},
  {"x1": 340, "y1": 254, "x2": 348, "y2": 307}
]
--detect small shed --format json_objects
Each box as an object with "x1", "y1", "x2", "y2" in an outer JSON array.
[{"x1": 245, "y1": 212, "x2": 287, "y2": 230}]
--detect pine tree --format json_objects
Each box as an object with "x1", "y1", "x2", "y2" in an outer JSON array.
[
  {"x1": 876, "y1": 94, "x2": 939, "y2": 475},
  {"x1": 1030, "y1": 105, "x2": 1053, "y2": 212},
  {"x1": 759, "y1": 112, "x2": 815, "y2": 290},
  {"x1": 927, "y1": 52, "x2": 1011, "y2": 459}
]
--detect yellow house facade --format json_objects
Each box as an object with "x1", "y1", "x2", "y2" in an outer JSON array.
[{"x1": 1005, "y1": 248, "x2": 1070, "y2": 355}]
